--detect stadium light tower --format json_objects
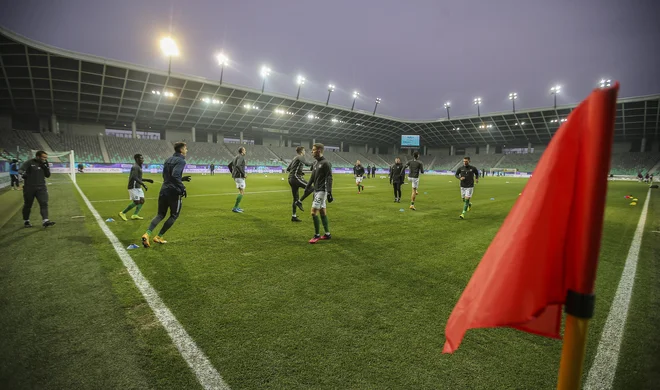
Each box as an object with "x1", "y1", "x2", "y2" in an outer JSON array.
[
  {"x1": 296, "y1": 75, "x2": 305, "y2": 100},
  {"x1": 351, "y1": 91, "x2": 360, "y2": 111},
  {"x1": 160, "y1": 37, "x2": 179, "y2": 75},
  {"x1": 326, "y1": 84, "x2": 335, "y2": 105},
  {"x1": 599, "y1": 79, "x2": 612, "y2": 88},
  {"x1": 550, "y1": 85, "x2": 561, "y2": 108},
  {"x1": 373, "y1": 98, "x2": 381, "y2": 115},
  {"x1": 216, "y1": 53, "x2": 229, "y2": 84},
  {"x1": 260, "y1": 66, "x2": 271, "y2": 93},
  {"x1": 473, "y1": 97, "x2": 482, "y2": 117},
  {"x1": 509, "y1": 92, "x2": 518, "y2": 113},
  {"x1": 444, "y1": 102, "x2": 451, "y2": 119}
]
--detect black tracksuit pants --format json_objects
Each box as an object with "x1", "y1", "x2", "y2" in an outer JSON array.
[
  {"x1": 23, "y1": 186, "x2": 49, "y2": 221},
  {"x1": 392, "y1": 182, "x2": 402, "y2": 199}
]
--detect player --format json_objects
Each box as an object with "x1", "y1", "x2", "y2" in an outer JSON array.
[
  {"x1": 229, "y1": 147, "x2": 247, "y2": 213},
  {"x1": 353, "y1": 160, "x2": 366, "y2": 193},
  {"x1": 455, "y1": 156, "x2": 479, "y2": 219},
  {"x1": 119, "y1": 154, "x2": 154, "y2": 221},
  {"x1": 209, "y1": 163, "x2": 215, "y2": 176},
  {"x1": 141, "y1": 142, "x2": 191, "y2": 247},
  {"x1": 19, "y1": 151, "x2": 55, "y2": 228},
  {"x1": 286, "y1": 146, "x2": 313, "y2": 222},
  {"x1": 371, "y1": 165, "x2": 376, "y2": 178},
  {"x1": 305, "y1": 143, "x2": 333, "y2": 243},
  {"x1": 9, "y1": 159, "x2": 20, "y2": 190},
  {"x1": 404, "y1": 152, "x2": 424, "y2": 210},
  {"x1": 77, "y1": 163, "x2": 84, "y2": 173},
  {"x1": 389, "y1": 157, "x2": 405, "y2": 202}
]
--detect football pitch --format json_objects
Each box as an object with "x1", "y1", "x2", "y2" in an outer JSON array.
[{"x1": 1, "y1": 173, "x2": 658, "y2": 389}]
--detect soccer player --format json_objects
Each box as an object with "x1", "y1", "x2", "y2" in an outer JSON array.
[
  {"x1": 77, "y1": 163, "x2": 84, "y2": 173},
  {"x1": 389, "y1": 157, "x2": 405, "y2": 202},
  {"x1": 305, "y1": 143, "x2": 333, "y2": 243},
  {"x1": 371, "y1": 165, "x2": 376, "y2": 178},
  {"x1": 119, "y1": 153, "x2": 154, "y2": 221},
  {"x1": 19, "y1": 151, "x2": 55, "y2": 228},
  {"x1": 141, "y1": 142, "x2": 191, "y2": 247},
  {"x1": 455, "y1": 156, "x2": 479, "y2": 219},
  {"x1": 9, "y1": 159, "x2": 20, "y2": 190},
  {"x1": 230, "y1": 147, "x2": 247, "y2": 213},
  {"x1": 405, "y1": 151, "x2": 424, "y2": 210},
  {"x1": 209, "y1": 163, "x2": 215, "y2": 176},
  {"x1": 286, "y1": 146, "x2": 313, "y2": 222},
  {"x1": 365, "y1": 164, "x2": 371, "y2": 179},
  {"x1": 353, "y1": 160, "x2": 366, "y2": 193}
]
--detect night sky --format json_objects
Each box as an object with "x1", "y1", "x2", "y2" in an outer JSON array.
[{"x1": 2, "y1": 0, "x2": 659, "y2": 119}]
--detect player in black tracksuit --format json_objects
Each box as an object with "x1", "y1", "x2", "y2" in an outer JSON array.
[
  {"x1": 19, "y1": 151, "x2": 55, "y2": 228},
  {"x1": 353, "y1": 161, "x2": 366, "y2": 193},
  {"x1": 286, "y1": 146, "x2": 313, "y2": 222},
  {"x1": 389, "y1": 157, "x2": 405, "y2": 202},
  {"x1": 455, "y1": 156, "x2": 479, "y2": 219},
  {"x1": 141, "y1": 142, "x2": 191, "y2": 247},
  {"x1": 371, "y1": 165, "x2": 376, "y2": 178}
]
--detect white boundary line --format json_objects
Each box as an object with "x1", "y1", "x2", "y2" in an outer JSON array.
[
  {"x1": 73, "y1": 180, "x2": 230, "y2": 390},
  {"x1": 89, "y1": 185, "x2": 374, "y2": 203},
  {"x1": 584, "y1": 188, "x2": 652, "y2": 390}
]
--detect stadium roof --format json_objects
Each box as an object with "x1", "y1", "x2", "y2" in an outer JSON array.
[{"x1": 1, "y1": 26, "x2": 658, "y2": 147}]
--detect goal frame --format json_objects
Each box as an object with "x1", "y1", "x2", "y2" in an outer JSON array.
[
  {"x1": 31, "y1": 149, "x2": 76, "y2": 183},
  {"x1": 490, "y1": 167, "x2": 518, "y2": 176}
]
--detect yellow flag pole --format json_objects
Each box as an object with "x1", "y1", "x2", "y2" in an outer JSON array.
[{"x1": 557, "y1": 314, "x2": 590, "y2": 390}]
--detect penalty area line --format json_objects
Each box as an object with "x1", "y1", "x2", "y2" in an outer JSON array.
[
  {"x1": 584, "y1": 187, "x2": 652, "y2": 390},
  {"x1": 72, "y1": 180, "x2": 230, "y2": 390}
]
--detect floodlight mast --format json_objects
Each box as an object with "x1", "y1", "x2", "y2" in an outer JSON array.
[
  {"x1": 216, "y1": 53, "x2": 229, "y2": 84},
  {"x1": 351, "y1": 91, "x2": 359, "y2": 111},
  {"x1": 550, "y1": 85, "x2": 561, "y2": 108},
  {"x1": 473, "y1": 97, "x2": 482, "y2": 117},
  {"x1": 260, "y1": 66, "x2": 271, "y2": 93},
  {"x1": 160, "y1": 37, "x2": 179, "y2": 75},
  {"x1": 509, "y1": 92, "x2": 518, "y2": 113},
  {"x1": 373, "y1": 98, "x2": 381, "y2": 115},
  {"x1": 296, "y1": 75, "x2": 305, "y2": 100},
  {"x1": 326, "y1": 84, "x2": 335, "y2": 105},
  {"x1": 444, "y1": 102, "x2": 451, "y2": 119}
]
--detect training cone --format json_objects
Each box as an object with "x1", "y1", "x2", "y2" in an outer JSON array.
[{"x1": 630, "y1": 202, "x2": 637, "y2": 206}]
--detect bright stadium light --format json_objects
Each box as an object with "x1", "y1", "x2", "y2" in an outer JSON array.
[
  {"x1": 260, "y1": 66, "x2": 271, "y2": 93},
  {"x1": 296, "y1": 75, "x2": 306, "y2": 100},
  {"x1": 550, "y1": 85, "x2": 561, "y2": 108},
  {"x1": 373, "y1": 97, "x2": 381, "y2": 115},
  {"x1": 473, "y1": 97, "x2": 482, "y2": 117},
  {"x1": 509, "y1": 92, "x2": 518, "y2": 113},
  {"x1": 599, "y1": 79, "x2": 612, "y2": 88},
  {"x1": 216, "y1": 52, "x2": 229, "y2": 84},
  {"x1": 331, "y1": 118, "x2": 339, "y2": 123},
  {"x1": 351, "y1": 91, "x2": 359, "y2": 111},
  {"x1": 326, "y1": 84, "x2": 335, "y2": 105},
  {"x1": 444, "y1": 101, "x2": 451, "y2": 119},
  {"x1": 160, "y1": 37, "x2": 179, "y2": 75}
]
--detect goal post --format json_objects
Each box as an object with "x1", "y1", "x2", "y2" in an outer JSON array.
[
  {"x1": 490, "y1": 167, "x2": 517, "y2": 176},
  {"x1": 30, "y1": 149, "x2": 76, "y2": 183}
]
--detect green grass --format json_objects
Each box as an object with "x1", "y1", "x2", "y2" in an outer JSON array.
[{"x1": 1, "y1": 173, "x2": 657, "y2": 389}]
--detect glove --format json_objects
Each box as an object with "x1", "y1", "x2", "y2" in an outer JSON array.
[
  {"x1": 144, "y1": 178, "x2": 154, "y2": 183},
  {"x1": 143, "y1": 184, "x2": 148, "y2": 191},
  {"x1": 42, "y1": 160, "x2": 49, "y2": 168},
  {"x1": 182, "y1": 175, "x2": 192, "y2": 182},
  {"x1": 182, "y1": 190, "x2": 187, "y2": 198},
  {"x1": 327, "y1": 193, "x2": 333, "y2": 203}
]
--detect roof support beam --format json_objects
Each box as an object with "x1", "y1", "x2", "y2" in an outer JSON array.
[
  {"x1": 24, "y1": 46, "x2": 38, "y2": 114},
  {"x1": 115, "y1": 68, "x2": 129, "y2": 122},
  {"x1": 95, "y1": 64, "x2": 106, "y2": 121},
  {"x1": 46, "y1": 53, "x2": 55, "y2": 113},
  {"x1": 77, "y1": 60, "x2": 81, "y2": 120}
]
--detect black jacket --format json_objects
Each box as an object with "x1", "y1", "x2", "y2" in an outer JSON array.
[
  {"x1": 389, "y1": 163, "x2": 405, "y2": 184},
  {"x1": 19, "y1": 158, "x2": 51, "y2": 187},
  {"x1": 161, "y1": 153, "x2": 186, "y2": 195}
]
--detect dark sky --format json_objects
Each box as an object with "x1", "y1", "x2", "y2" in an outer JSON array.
[{"x1": 2, "y1": 0, "x2": 659, "y2": 119}]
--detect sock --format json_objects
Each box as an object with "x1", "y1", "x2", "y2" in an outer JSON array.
[
  {"x1": 312, "y1": 215, "x2": 320, "y2": 235},
  {"x1": 411, "y1": 201, "x2": 414, "y2": 205},
  {"x1": 320, "y1": 215, "x2": 329, "y2": 233},
  {"x1": 292, "y1": 202, "x2": 297, "y2": 216},
  {"x1": 122, "y1": 203, "x2": 136, "y2": 213},
  {"x1": 463, "y1": 199, "x2": 469, "y2": 213},
  {"x1": 146, "y1": 229, "x2": 152, "y2": 235},
  {"x1": 234, "y1": 194, "x2": 243, "y2": 208},
  {"x1": 134, "y1": 203, "x2": 143, "y2": 215}
]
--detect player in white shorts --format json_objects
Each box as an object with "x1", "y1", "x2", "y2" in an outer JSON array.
[
  {"x1": 404, "y1": 152, "x2": 424, "y2": 210},
  {"x1": 229, "y1": 147, "x2": 247, "y2": 213},
  {"x1": 455, "y1": 156, "x2": 479, "y2": 219},
  {"x1": 353, "y1": 160, "x2": 366, "y2": 193},
  {"x1": 119, "y1": 153, "x2": 153, "y2": 221}
]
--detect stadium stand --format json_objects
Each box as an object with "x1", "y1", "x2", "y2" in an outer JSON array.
[
  {"x1": 430, "y1": 155, "x2": 462, "y2": 170},
  {"x1": 337, "y1": 152, "x2": 378, "y2": 167},
  {"x1": 267, "y1": 146, "x2": 299, "y2": 163},
  {"x1": 470, "y1": 154, "x2": 504, "y2": 172},
  {"x1": 42, "y1": 133, "x2": 105, "y2": 163},
  {"x1": 104, "y1": 136, "x2": 172, "y2": 164},
  {"x1": 322, "y1": 151, "x2": 352, "y2": 168},
  {"x1": 185, "y1": 142, "x2": 234, "y2": 166},
  {"x1": 417, "y1": 154, "x2": 435, "y2": 168},
  {"x1": 497, "y1": 153, "x2": 542, "y2": 172},
  {"x1": 609, "y1": 152, "x2": 660, "y2": 175},
  {"x1": 223, "y1": 143, "x2": 280, "y2": 166},
  {"x1": 0, "y1": 130, "x2": 42, "y2": 161}
]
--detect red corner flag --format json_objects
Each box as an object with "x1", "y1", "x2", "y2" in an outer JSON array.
[{"x1": 443, "y1": 84, "x2": 619, "y2": 354}]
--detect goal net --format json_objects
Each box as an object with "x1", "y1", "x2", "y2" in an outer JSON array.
[
  {"x1": 490, "y1": 167, "x2": 517, "y2": 176},
  {"x1": 30, "y1": 149, "x2": 76, "y2": 184}
]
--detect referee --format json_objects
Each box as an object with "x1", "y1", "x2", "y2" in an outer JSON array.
[
  {"x1": 286, "y1": 146, "x2": 313, "y2": 222},
  {"x1": 19, "y1": 151, "x2": 55, "y2": 228},
  {"x1": 141, "y1": 142, "x2": 191, "y2": 247}
]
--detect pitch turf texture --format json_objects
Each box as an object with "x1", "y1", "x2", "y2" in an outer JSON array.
[{"x1": 1, "y1": 173, "x2": 658, "y2": 389}]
